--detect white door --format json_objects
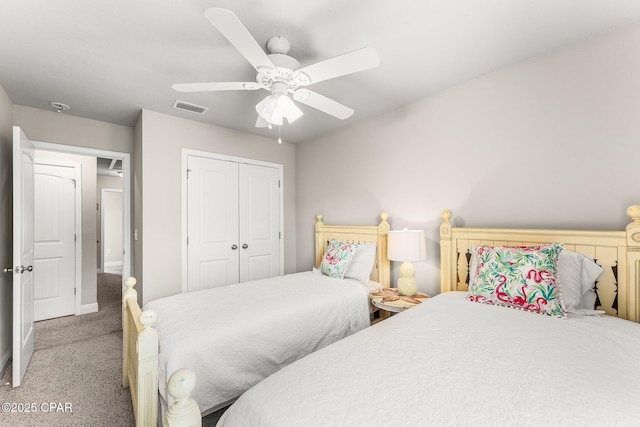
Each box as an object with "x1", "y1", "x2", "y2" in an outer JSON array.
[
  {"x1": 12, "y1": 126, "x2": 35, "y2": 387},
  {"x1": 187, "y1": 156, "x2": 239, "y2": 291},
  {"x1": 239, "y1": 163, "x2": 281, "y2": 282},
  {"x1": 33, "y1": 162, "x2": 77, "y2": 321},
  {"x1": 101, "y1": 189, "x2": 123, "y2": 274}
]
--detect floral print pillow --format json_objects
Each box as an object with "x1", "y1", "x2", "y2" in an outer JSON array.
[
  {"x1": 320, "y1": 239, "x2": 358, "y2": 279},
  {"x1": 467, "y1": 244, "x2": 565, "y2": 318}
]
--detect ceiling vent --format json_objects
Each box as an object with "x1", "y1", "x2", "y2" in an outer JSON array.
[{"x1": 173, "y1": 100, "x2": 208, "y2": 115}]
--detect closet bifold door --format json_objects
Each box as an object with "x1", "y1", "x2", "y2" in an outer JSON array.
[
  {"x1": 238, "y1": 163, "x2": 281, "y2": 283},
  {"x1": 187, "y1": 156, "x2": 240, "y2": 291}
]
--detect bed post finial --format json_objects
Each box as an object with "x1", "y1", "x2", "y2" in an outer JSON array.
[
  {"x1": 442, "y1": 209, "x2": 452, "y2": 224},
  {"x1": 627, "y1": 205, "x2": 640, "y2": 225},
  {"x1": 378, "y1": 211, "x2": 390, "y2": 234},
  {"x1": 315, "y1": 213, "x2": 324, "y2": 230},
  {"x1": 164, "y1": 369, "x2": 201, "y2": 427}
]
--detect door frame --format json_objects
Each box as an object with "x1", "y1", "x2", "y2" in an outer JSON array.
[
  {"x1": 31, "y1": 141, "x2": 132, "y2": 285},
  {"x1": 33, "y1": 158, "x2": 82, "y2": 316},
  {"x1": 181, "y1": 148, "x2": 285, "y2": 293},
  {"x1": 100, "y1": 188, "x2": 123, "y2": 274}
]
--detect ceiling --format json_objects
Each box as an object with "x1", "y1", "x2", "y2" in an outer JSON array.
[{"x1": 1, "y1": 1, "x2": 639, "y2": 143}]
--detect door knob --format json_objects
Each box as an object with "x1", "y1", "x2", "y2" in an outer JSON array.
[
  {"x1": 242, "y1": 244, "x2": 248, "y2": 249},
  {"x1": 231, "y1": 244, "x2": 238, "y2": 250},
  {"x1": 20, "y1": 265, "x2": 33, "y2": 273},
  {"x1": 3, "y1": 267, "x2": 14, "y2": 274}
]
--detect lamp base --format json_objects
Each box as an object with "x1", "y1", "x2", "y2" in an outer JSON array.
[{"x1": 397, "y1": 261, "x2": 417, "y2": 296}]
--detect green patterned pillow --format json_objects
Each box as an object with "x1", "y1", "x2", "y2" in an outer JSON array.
[
  {"x1": 320, "y1": 240, "x2": 358, "y2": 279},
  {"x1": 468, "y1": 244, "x2": 565, "y2": 318}
]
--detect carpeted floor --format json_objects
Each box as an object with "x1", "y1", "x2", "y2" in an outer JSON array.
[{"x1": 0, "y1": 274, "x2": 227, "y2": 426}]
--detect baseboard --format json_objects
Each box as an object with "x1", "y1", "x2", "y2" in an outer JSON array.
[
  {"x1": 79, "y1": 303, "x2": 99, "y2": 315},
  {"x1": 0, "y1": 347, "x2": 11, "y2": 381},
  {"x1": 105, "y1": 261, "x2": 123, "y2": 268}
]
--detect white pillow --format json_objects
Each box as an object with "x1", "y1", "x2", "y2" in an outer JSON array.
[
  {"x1": 579, "y1": 255, "x2": 604, "y2": 309},
  {"x1": 557, "y1": 250, "x2": 603, "y2": 311},
  {"x1": 468, "y1": 247, "x2": 603, "y2": 311},
  {"x1": 344, "y1": 243, "x2": 377, "y2": 283}
]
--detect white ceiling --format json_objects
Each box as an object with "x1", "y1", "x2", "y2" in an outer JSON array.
[{"x1": 1, "y1": 0, "x2": 639, "y2": 143}]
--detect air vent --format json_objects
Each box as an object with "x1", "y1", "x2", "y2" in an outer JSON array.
[{"x1": 173, "y1": 100, "x2": 208, "y2": 115}]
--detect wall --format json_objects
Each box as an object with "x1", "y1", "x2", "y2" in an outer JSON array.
[
  {"x1": 97, "y1": 175, "x2": 123, "y2": 270},
  {"x1": 13, "y1": 106, "x2": 133, "y2": 153},
  {"x1": 138, "y1": 110, "x2": 296, "y2": 303},
  {"x1": 296, "y1": 23, "x2": 640, "y2": 296},
  {"x1": 34, "y1": 151, "x2": 98, "y2": 309},
  {"x1": 0, "y1": 84, "x2": 13, "y2": 374}
]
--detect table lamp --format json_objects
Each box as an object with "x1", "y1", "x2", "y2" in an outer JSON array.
[{"x1": 387, "y1": 229, "x2": 426, "y2": 296}]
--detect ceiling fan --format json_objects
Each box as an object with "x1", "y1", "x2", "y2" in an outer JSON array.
[{"x1": 172, "y1": 8, "x2": 380, "y2": 128}]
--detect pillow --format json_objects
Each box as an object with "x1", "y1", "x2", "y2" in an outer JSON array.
[
  {"x1": 468, "y1": 248, "x2": 603, "y2": 311},
  {"x1": 320, "y1": 239, "x2": 358, "y2": 279},
  {"x1": 579, "y1": 256, "x2": 604, "y2": 309},
  {"x1": 557, "y1": 250, "x2": 603, "y2": 311},
  {"x1": 468, "y1": 244, "x2": 565, "y2": 318},
  {"x1": 344, "y1": 243, "x2": 377, "y2": 282}
]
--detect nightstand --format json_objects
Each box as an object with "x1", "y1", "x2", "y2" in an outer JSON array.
[{"x1": 369, "y1": 288, "x2": 429, "y2": 323}]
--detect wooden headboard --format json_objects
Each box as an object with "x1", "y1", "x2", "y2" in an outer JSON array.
[
  {"x1": 440, "y1": 206, "x2": 640, "y2": 322},
  {"x1": 314, "y1": 212, "x2": 390, "y2": 290}
]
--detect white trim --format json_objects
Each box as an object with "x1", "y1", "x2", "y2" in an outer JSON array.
[
  {"x1": 105, "y1": 261, "x2": 123, "y2": 268},
  {"x1": 31, "y1": 141, "x2": 132, "y2": 287},
  {"x1": 181, "y1": 149, "x2": 285, "y2": 293},
  {"x1": 33, "y1": 158, "x2": 82, "y2": 317},
  {"x1": 78, "y1": 303, "x2": 99, "y2": 315}
]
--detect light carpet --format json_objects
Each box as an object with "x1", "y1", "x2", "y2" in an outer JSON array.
[{"x1": 0, "y1": 273, "x2": 225, "y2": 426}]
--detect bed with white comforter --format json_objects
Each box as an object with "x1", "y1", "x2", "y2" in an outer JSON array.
[
  {"x1": 217, "y1": 292, "x2": 640, "y2": 426},
  {"x1": 144, "y1": 271, "x2": 374, "y2": 415}
]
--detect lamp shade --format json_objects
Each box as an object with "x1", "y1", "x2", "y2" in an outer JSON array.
[{"x1": 387, "y1": 229, "x2": 426, "y2": 262}]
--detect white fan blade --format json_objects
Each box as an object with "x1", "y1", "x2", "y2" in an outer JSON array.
[
  {"x1": 293, "y1": 90, "x2": 354, "y2": 120},
  {"x1": 172, "y1": 82, "x2": 261, "y2": 92},
  {"x1": 294, "y1": 47, "x2": 379, "y2": 86},
  {"x1": 204, "y1": 8, "x2": 274, "y2": 71}
]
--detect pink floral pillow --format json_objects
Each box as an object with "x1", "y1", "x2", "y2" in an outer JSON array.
[
  {"x1": 468, "y1": 244, "x2": 565, "y2": 318},
  {"x1": 320, "y1": 240, "x2": 358, "y2": 279}
]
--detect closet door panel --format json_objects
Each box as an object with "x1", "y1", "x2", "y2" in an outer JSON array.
[
  {"x1": 239, "y1": 163, "x2": 281, "y2": 282},
  {"x1": 187, "y1": 156, "x2": 239, "y2": 291}
]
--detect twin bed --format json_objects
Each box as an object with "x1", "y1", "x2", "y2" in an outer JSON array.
[
  {"x1": 124, "y1": 206, "x2": 640, "y2": 426},
  {"x1": 122, "y1": 213, "x2": 391, "y2": 426}
]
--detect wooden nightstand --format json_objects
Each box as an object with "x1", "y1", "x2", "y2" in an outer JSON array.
[{"x1": 370, "y1": 288, "x2": 429, "y2": 323}]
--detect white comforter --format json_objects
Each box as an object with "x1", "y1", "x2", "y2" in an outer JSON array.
[
  {"x1": 144, "y1": 271, "x2": 371, "y2": 415},
  {"x1": 218, "y1": 292, "x2": 640, "y2": 427}
]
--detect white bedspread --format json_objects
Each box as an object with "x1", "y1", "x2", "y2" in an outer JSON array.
[
  {"x1": 218, "y1": 292, "x2": 640, "y2": 427},
  {"x1": 144, "y1": 271, "x2": 371, "y2": 415}
]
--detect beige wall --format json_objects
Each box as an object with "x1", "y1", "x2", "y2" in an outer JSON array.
[
  {"x1": 138, "y1": 110, "x2": 296, "y2": 304},
  {"x1": 13, "y1": 106, "x2": 134, "y2": 153},
  {"x1": 296, "y1": 22, "x2": 640, "y2": 296},
  {"x1": 133, "y1": 115, "x2": 143, "y2": 303},
  {"x1": 0, "y1": 84, "x2": 13, "y2": 372}
]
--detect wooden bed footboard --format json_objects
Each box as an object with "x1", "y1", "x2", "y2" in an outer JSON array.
[{"x1": 123, "y1": 277, "x2": 201, "y2": 427}]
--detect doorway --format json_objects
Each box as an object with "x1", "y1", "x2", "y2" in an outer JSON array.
[
  {"x1": 100, "y1": 188, "x2": 123, "y2": 274},
  {"x1": 32, "y1": 141, "x2": 132, "y2": 289}
]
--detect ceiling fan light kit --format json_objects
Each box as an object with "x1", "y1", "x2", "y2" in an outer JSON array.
[{"x1": 172, "y1": 7, "x2": 380, "y2": 133}]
